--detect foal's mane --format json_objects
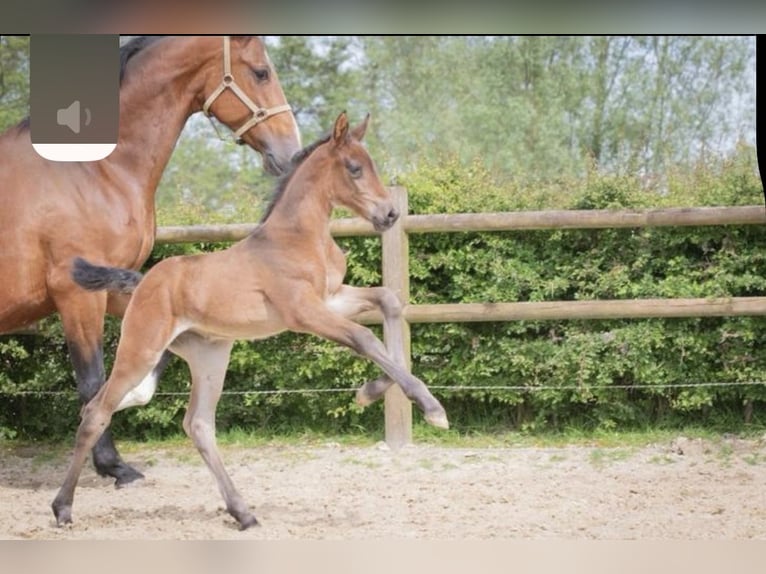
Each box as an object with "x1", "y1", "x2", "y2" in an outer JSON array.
[{"x1": 259, "y1": 133, "x2": 332, "y2": 223}]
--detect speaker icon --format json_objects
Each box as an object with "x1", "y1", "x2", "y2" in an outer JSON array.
[{"x1": 56, "y1": 100, "x2": 92, "y2": 134}]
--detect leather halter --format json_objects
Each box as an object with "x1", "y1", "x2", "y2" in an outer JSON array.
[{"x1": 202, "y1": 36, "x2": 292, "y2": 143}]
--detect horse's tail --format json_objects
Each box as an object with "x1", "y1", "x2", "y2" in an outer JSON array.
[{"x1": 71, "y1": 257, "x2": 143, "y2": 294}]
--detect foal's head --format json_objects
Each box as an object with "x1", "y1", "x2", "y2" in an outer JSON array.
[{"x1": 322, "y1": 112, "x2": 399, "y2": 232}]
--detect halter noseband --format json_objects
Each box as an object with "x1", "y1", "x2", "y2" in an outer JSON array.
[{"x1": 202, "y1": 36, "x2": 292, "y2": 143}]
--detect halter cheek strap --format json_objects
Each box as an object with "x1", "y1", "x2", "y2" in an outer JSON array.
[{"x1": 202, "y1": 36, "x2": 292, "y2": 142}]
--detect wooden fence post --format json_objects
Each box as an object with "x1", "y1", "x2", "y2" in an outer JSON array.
[{"x1": 382, "y1": 186, "x2": 413, "y2": 448}]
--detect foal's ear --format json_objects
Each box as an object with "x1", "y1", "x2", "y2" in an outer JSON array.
[
  {"x1": 333, "y1": 111, "x2": 349, "y2": 146},
  {"x1": 350, "y1": 113, "x2": 370, "y2": 141}
]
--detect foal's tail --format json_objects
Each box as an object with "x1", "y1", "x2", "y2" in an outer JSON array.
[{"x1": 71, "y1": 257, "x2": 143, "y2": 294}]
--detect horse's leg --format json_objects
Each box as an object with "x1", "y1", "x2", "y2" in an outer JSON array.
[
  {"x1": 171, "y1": 334, "x2": 257, "y2": 529},
  {"x1": 326, "y1": 285, "x2": 403, "y2": 406},
  {"x1": 54, "y1": 285, "x2": 143, "y2": 486},
  {"x1": 288, "y1": 288, "x2": 448, "y2": 429},
  {"x1": 52, "y1": 315, "x2": 179, "y2": 526}
]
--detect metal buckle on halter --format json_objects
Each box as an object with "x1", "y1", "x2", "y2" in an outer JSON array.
[{"x1": 202, "y1": 36, "x2": 292, "y2": 143}]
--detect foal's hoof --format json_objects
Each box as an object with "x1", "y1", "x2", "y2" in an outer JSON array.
[
  {"x1": 238, "y1": 514, "x2": 260, "y2": 531},
  {"x1": 51, "y1": 501, "x2": 72, "y2": 527},
  {"x1": 355, "y1": 377, "x2": 389, "y2": 407},
  {"x1": 355, "y1": 387, "x2": 374, "y2": 407},
  {"x1": 425, "y1": 410, "x2": 450, "y2": 430}
]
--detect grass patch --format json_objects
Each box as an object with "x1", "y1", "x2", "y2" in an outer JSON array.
[
  {"x1": 742, "y1": 452, "x2": 765, "y2": 466},
  {"x1": 648, "y1": 454, "x2": 677, "y2": 465},
  {"x1": 2, "y1": 424, "x2": 763, "y2": 459},
  {"x1": 589, "y1": 448, "x2": 634, "y2": 468},
  {"x1": 412, "y1": 423, "x2": 762, "y2": 450},
  {"x1": 341, "y1": 456, "x2": 382, "y2": 469}
]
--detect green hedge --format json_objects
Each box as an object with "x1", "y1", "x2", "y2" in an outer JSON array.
[{"x1": 1, "y1": 148, "x2": 765, "y2": 439}]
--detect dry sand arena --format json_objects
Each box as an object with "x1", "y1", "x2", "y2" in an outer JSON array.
[{"x1": 1, "y1": 435, "x2": 765, "y2": 540}]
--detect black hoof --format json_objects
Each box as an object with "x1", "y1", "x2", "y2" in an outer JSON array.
[
  {"x1": 113, "y1": 467, "x2": 145, "y2": 489},
  {"x1": 97, "y1": 462, "x2": 145, "y2": 488}
]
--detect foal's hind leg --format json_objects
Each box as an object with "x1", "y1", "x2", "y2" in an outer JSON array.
[
  {"x1": 108, "y1": 292, "x2": 174, "y2": 412},
  {"x1": 170, "y1": 334, "x2": 258, "y2": 530},
  {"x1": 54, "y1": 283, "x2": 143, "y2": 486},
  {"x1": 52, "y1": 346, "x2": 172, "y2": 526},
  {"x1": 52, "y1": 309, "x2": 182, "y2": 526}
]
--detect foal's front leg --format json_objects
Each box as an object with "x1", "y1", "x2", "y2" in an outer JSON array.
[
  {"x1": 292, "y1": 287, "x2": 448, "y2": 428},
  {"x1": 326, "y1": 285, "x2": 405, "y2": 406}
]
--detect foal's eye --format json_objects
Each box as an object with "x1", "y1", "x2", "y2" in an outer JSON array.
[
  {"x1": 345, "y1": 160, "x2": 363, "y2": 179},
  {"x1": 252, "y1": 67, "x2": 270, "y2": 82}
]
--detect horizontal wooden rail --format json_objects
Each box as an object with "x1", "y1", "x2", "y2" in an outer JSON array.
[
  {"x1": 355, "y1": 297, "x2": 766, "y2": 325},
  {"x1": 403, "y1": 205, "x2": 766, "y2": 233},
  {"x1": 155, "y1": 205, "x2": 766, "y2": 244}
]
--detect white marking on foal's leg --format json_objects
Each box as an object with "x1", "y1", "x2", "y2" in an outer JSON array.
[
  {"x1": 326, "y1": 290, "x2": 372, "y2": 317},
  {"x1": 115, "y1": 370, "x2": 159, "y2": 411}
]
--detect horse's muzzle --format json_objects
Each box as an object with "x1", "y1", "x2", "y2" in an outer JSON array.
[{"x1": 263, "y1": 152, "x2": 287, "y2": 176}]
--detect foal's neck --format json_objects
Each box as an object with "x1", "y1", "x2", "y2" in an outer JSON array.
[{"x1": 262, "y1": 163, "x2": 335, "y2": 241}]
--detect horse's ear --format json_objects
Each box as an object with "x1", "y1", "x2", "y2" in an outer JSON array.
[
  {"x1": 333, "y1": 111, "x2": 349, "y2": 146},
  {"x1": 350, "y1": 113, "x2": 370, "y2": 141}
]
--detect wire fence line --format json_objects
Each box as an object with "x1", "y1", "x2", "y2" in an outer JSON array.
[{"x1": 2, "y1": 380, "x2": 764, "y2": 399}]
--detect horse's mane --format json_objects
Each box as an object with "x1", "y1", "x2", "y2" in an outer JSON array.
[
  {"x1": 15, "y1": 36, "x2": 166, "y2": 132},
  {"x1": 259, "y1": 133, "x2": 332, "y2": 223},
  {"x1": 118, "y1": 35, "x2": 167, "y2": 83}
]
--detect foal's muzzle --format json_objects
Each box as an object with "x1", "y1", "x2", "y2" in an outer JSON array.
[{"x1": 372, "y1": 207, "x2": 400, "y2": 232}]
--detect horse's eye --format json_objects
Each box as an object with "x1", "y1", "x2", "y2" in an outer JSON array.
[
  {"x1": 252, "y1": 67, "x2": 270, "y2": 82},
  {"x1": 345, "y1": 160, "x2": 362, "y2": 179}
]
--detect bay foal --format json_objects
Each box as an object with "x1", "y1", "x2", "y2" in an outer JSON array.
[{"x1": 52, "y1": 112, "x2": 448, "y2": 530}]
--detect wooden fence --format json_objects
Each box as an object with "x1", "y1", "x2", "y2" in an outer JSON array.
[{"x1": 158, "y1": 188, "x2": 766, "y2": 447}]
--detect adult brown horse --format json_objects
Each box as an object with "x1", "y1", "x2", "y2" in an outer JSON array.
[
  {"x1": 52, "y1": 112, "x2": 448, "y2": 530},
  {"x1": 0, "y1": 36, "x2": 301, "y2": 486}
]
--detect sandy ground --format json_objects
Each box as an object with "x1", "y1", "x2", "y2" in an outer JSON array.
[{"x1": 1, "y1": 436, "x2": 765, "y2": 540}]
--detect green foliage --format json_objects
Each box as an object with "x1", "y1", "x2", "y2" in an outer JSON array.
[
  {"x1": 0, "y1": 36, "x2": 29, "y2": 131},
  {"x1": 0, "y1": 320, "x2": 79, "y2": 440}
]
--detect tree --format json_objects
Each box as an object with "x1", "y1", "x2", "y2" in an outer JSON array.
[
  {"x1": 0, "y1": 36, "x2": 29, "y2": 131},
  {"x1": 265, "y1": 36, "x2": 364, "y2": 143},
  {"x1": 354, "y1": 36, "x2": 755, "y2": 185}
]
